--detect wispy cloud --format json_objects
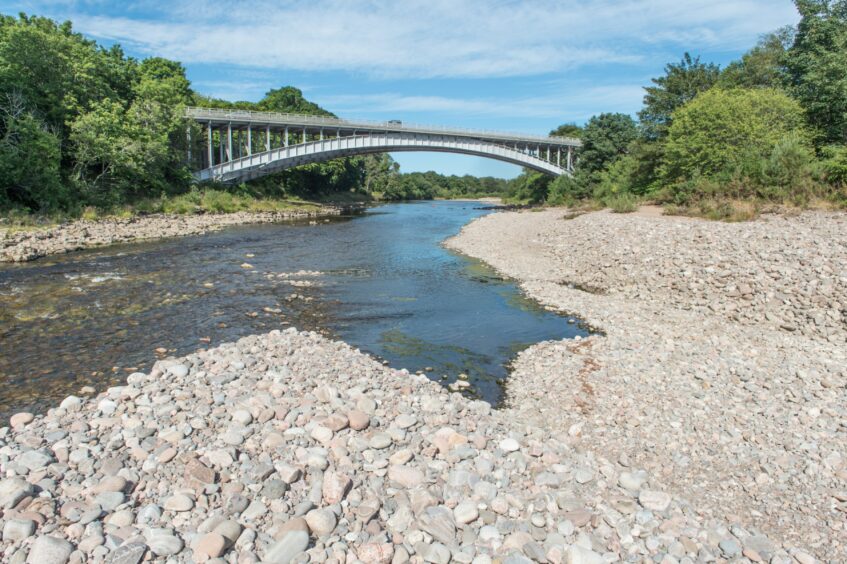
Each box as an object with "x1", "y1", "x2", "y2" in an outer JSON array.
[
  {"x1": 318, "y1": 84, "x2": 647, "y2": 122},
  {"x1": 35, "y1": 0, "x2": 797, "y2": 79}
]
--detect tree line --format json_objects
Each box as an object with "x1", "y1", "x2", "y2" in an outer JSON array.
[
  {"x1": 3, "y1": 3, "x2": 846, "y2": 218},
  {"x1": 507, "y1": 0, "x2": 847, "y2": 218},
  {"x1": 0, "y1": 13, "x2": 486, "y2": 215}
]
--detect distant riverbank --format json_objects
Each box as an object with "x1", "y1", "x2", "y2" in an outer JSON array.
[{"x1": 0, "y1": 206, "x2": 357, "y2": 262}]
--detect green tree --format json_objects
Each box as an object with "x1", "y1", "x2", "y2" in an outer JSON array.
[
  {"x1": 638, "y1": 53, "x2": 720, "y2": 140},
  {"x1": 784, "y1": 0, "x2": 847, "y2": 144},
  {"x1": 579, "y1": 113, "x2": 638, "y2": 177},
  {"x1": 550, "y1": 123, "x2": 583, "y2": 138},
  {"x1": 0, "y1": 93, "x2": 65, "y2": 210},
  {"x1": 661, "y1": 88, "x2": 810, "y2": 184},
  {"x1": 718, "y1": 29, "x2": 793, "y2": 89}
]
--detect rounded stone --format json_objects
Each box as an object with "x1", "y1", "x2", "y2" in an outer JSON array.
[
  {"x1": 26, "y1": 535, "x2": 74, "y2": 564},
  {"x1": 305, "y1": 508, "x2": 337, "y2": 537},
  {"x1": 369, "y1": 432, "x2": 392, "y2": 449},
  {"x1": 454, "y1": 501, "x2": 479, "y2": 525},
  {"x1": 10, "y1": 412, "x2": 34, "y2": 428},
  {"x1": 499, "y1": 438, "x2": 520, "y2": 452},
  {"x1": 169, "y1": 364, "x2": 190, "y2": 378},
  {"x1": 163, "y1": 494, "x2": 194, "y2": 512},
  {"x1": 195, "y1": 532, "x2": 228, "y2": 559},
  {"x1": 265, "y1": 528, "x2": 309, "y2": 563},
  {"x1": 347, "y1": 410, "x2": 370, "y2": 431},
  {"x1": 3, "y1": 518, "x2": 36, "y2": 542}
]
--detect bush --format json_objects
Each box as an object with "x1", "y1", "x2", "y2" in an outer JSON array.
[
  {"x1": 545, "y1": 174, "x2": 580, "y2": 206},
  {"x1": 821, "y1": 145, "x2": 847, "y2": 187},
  {"x1": 593, "y1": 155, "x2": 638, "y2": 202},
  {"x1": 605, "y1": 193, "x2": 639, "y2": 213},
  {"x1": 662, "y1": 88, "x2": 810, "y2": 186}
]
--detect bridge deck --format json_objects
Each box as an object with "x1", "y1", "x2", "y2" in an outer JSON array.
[{"x1": 186, "y1": 107, "x2": 580, "y2": 149}]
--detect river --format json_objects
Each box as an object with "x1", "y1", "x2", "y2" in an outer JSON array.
[{"x1": 0, "y1": 201, "x2": 587, "y2": 418}]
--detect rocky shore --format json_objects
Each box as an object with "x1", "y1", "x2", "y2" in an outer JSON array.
[
  {"x1": 0, "y1": 208, "x2": 348, "y2": 263},
  {"x1": 0, "y1": 207, "x2": 842, "y2": 563},
  {"x1": 0, "y1": 329, "x2": 819, "y2": 564},
  {"x1": 446, "y1": 208, "x2": 847, "y2": 561}
]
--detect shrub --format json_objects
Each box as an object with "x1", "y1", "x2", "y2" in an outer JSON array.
[
  {"x1": 605, "y1": 193, "x2": 639, "y2": 213},
  {"x1": 662, "y1": 88, "x2": 810, "y2": 186},
  {"x1": 821, "y1": 145, "x2": 847, "y2": 187}
]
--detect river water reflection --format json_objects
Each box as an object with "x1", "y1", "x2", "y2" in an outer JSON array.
[{"x1": 0, "y1": 201, "x2": 588, "y2": 418}]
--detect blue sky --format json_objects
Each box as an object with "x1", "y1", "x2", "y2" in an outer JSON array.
[{"x1": 7, "y1": 0, "x2": 800, "y2": 178}]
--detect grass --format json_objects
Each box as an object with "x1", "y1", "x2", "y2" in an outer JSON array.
[
  {"x1": 1, "y1": 189, "x2": 336, "y2": 228},
  {"x1": 602, "y1": 193, "x2": 639, "y2": 213}
]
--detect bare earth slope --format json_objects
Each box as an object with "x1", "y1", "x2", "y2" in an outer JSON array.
[{"x1": 446, "y1": 208, "x2": 847, "y2": 560}]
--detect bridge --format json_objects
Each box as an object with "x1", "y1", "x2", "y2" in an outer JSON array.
[{"x1": 185, "y1": 107, "x2": 580, "y2": 183}]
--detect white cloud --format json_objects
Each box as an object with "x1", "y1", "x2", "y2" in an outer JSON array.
[
  {"x1": 318, "y1": 84, "x2": 647, "y2": 122},
  {"x1": 49, "y1": 0, "x2": 797, "y2": 79}
]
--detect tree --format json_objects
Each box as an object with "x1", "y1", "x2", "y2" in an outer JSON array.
[
  {"x1": 0, "y1": 93, "x2": 65, "y2": 210},
  {"x1": 638, "y1": 53, "x2": 720, "y2": 140},
  {"x1": 256, "y1": 87, "x2": 332, "y2": 116},
  {"x1": 784, "y1": 0, "x2": 847, "y2": 144},
  {"x1": 579, "y1": 113, "x2": 638, "y2": 177},
  {"x1": 718, "y1": 29, "x2": 793, "y2": 89},
  {"x1": 550, "y1": 123, "x2": 583, "y2": 138},
  {"x1": 661, "y1": 88, "x2": 810, "y2": 184}
]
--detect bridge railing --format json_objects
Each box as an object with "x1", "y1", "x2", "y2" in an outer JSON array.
[{"x1": 185, "y1": 106, "x2": 581, "y2": 148}]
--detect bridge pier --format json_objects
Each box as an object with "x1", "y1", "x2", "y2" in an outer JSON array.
[
  {"x1": 207, "y1": 123, "x2": 213, "y2": 167},
  {"x1": 247, "y1": 125, "x2": 252, "y2": 156},
  {"x1": 226, "y1": 124, "x2": 233, "y2": 163}
]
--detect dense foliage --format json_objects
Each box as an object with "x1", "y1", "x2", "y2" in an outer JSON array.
[
  {"x1": 507, "y1": 0, "x2": 847, "y2": 216},
  {"x1": 0, "y1": 14, "x2": 416, "y2": 214}
]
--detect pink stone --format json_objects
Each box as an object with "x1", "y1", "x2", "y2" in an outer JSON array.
[
  {"x1": 357, "y1": 543, "x2": 394, "y2": 564},
  {"x1": 322, "y1": 472, "x2": 352, "y2": 504}
]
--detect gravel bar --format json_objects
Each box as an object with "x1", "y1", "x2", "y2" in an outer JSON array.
[
  {"x1": 446, "y1": 208, "x2": 846, "y2": 561},
  {"x1": 0, "y1": 207, "x2": 841, "y2": 563},
  {"x1": 0, "y1": 208, "x2": 348, "y2": 263}
]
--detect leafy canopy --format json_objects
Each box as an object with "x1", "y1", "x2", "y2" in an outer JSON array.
[
  {"x1": 661, "y1": 88, "x2": 810, "y2": 184},
  {"x1": 784, "y1": 0, "x2": 847, "y2": 144},
  {"x1": 638, "y1": 53, "x2": 720, "y2": 140}
]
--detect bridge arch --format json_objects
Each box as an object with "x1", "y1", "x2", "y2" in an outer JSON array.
[{"x1": 194, "y1": 132, "x2": 569, "y2": 183}]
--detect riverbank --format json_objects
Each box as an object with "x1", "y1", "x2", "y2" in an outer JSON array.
[
  {"x1": 0, "y1": 206, "x2": 353, "y2": 263},
  {"x1": 446, "y1": 207, "x2": 846, "y2": 560},
  {"x1": 1, "y1": 328, "x2": 816, "y2": 564}
]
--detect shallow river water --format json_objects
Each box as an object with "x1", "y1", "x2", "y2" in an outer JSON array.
[{"x1": 0, "y1": 201, "x2": 587, "y2": 418}]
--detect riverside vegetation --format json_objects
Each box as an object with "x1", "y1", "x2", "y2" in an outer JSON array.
[
  {"x1": 505, "y1": 1, "x2": 847, "y2": 219},
  {"x1": 0, "y1": 13, "x2": 508, "y2": 224}
]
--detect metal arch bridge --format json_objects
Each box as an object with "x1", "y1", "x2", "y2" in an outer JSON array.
[{"x1": 185, "y1": 107, "x2": 580, "y2": 183}]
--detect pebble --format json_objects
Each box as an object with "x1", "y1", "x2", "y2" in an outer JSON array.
[
  {"x1": 3, "y1": 519, "x2": 35, "y2": 542},
  {"x1": 27, "y1": 535, "x2": 74, "y2": 564},
  {"x1": 499, "y1": 438, "x2": 520, "y2": 452},
  {"x1": 265, "y1": 524, "x2": 309, "y2": 563},
  {"x1": 0, "y1": 321, "x2": 826, "y2": 562},
  {"x1": 9, "y1": 412, "x2": 33, "y2": 428},
  {"x1": 194, "y1": 532, "x2": 227, "y2": 559},
  {"x1": 305, "y1": 508, "x2": 337, "y2": 537},
  {"x1": 322, "y1": 472, "x2": 352, "y2": 504},
  {"x1": 638, "y1": 490, "x2": 671, "y2": 512},
  {"x1": 163, "y1": 494, "x2": 194, "y2": 512}
]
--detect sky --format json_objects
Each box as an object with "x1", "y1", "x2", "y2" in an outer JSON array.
[{"x1": 6, "y1": 0, "x2": 801, "y2": 178}]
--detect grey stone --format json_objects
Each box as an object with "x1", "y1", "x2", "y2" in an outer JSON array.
[
  {"x1": 107, "y1": 542, "x2": 148, "y2": 564},
  {"x1": 0, "y1": 477, "x2": 34, "y2": 509},
  {"x1": 264, "y1": 529, "x2": 309, "y2": 563},
  {"x1": 3, "y1": 519, "x2": 36, "y2": 542},
  {"x1": 26, "y1": 535, "x2": 74, "y2": 564}
]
